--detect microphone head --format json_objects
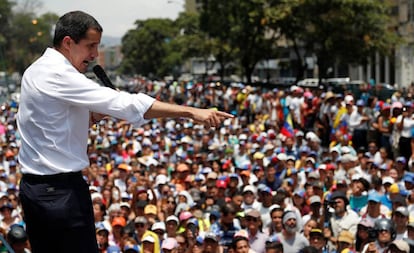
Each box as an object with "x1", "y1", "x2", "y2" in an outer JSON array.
[{"x1": 92, "y1": 65, "x2": 115, "y2": 90}]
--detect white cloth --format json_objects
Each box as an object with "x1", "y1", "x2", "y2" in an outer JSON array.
[{"x1": 17, "y1": 48, "x2": 155, "y2": 175}]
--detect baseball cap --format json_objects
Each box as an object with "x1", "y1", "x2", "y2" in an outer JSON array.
[
  {"x1": 308, "y1": 171, "x2": 320, "y2": 179},
  {"x1": 246, "y1": 209, "x2": 261, "y2": 218},
  {"x1": 388, "y1": 240, "x2": 410, "y2": 253},
  {"x1": 162, "y1": 238, "x2": 178, "y2": 250},
  {"x1": 403, "y1": 172, "x2": 414, "y2": 184},
  {"x1": 338, "y1": 230, "x2": 354, "y2": 244},
  {"x1": 166, "y1": 215, "x2": 179, "y2": 224},
  {"x1": 309, "y1": 195, "x2": 322, "y2": 205},
  {"x1": 111, "y1": 217, "x2": 126, "y2": 227},
  {"x1": 107, "y1": 246, "x2": 122, "y2": 253},
  {"x1": 144, "y1": 204, "x2": 157, "y2": 215},
  {"x1": 187, "y1": 218, "x2": 199, "y2": 227},
  {"x1": 367, "y1": 191, "x2": 381, "y2": 203},
  {"x1": 123, "y1": 244, "x2": 139, "y2": 253},
  {"x1": 95, "y1": 222, "x2": 109, "y2": 234},
  {"x1": 242, "y1": 185, "x2": 257, "y2": 195},
  {"x1": 309, "y1": 229, "x2": 323, "y2": 237},
  {"x1": 179, "y1": 211, "x2": 193, "y2": 221},
  {"x1": 396, "y1": 156, "x2": 407, "y2": 164},
  {"x1": 120, "y1": 202, "x2": 131, "y2": 209},
  {"x1": 394, "y1": 206, "x2": 409, "y2": 217},
  {"x1": 382, "y1": 176, "x2": 394, "y2": 185},
  {"x1": 151, "y1": 222, "x2": 166, "y2": 232},
  {"x1": 216, "y1": 180, "x2": 227, "y2": 188},
  {"x1": 391, "y1": 194, "x2": 406, "y2": 205},
  {"x1": 359, "y1": 219, "x2": 374, "y2": 228},
  {"x1": 142, "y1": 235, "x2": 155, "y2": 244},
  {"x1": 356, "y1": 99, "x2": 365, "y2": 106},
  {"x1": 207, "y1": 172, "x2": 218, "y2": 180},
  {"x1": 204, "y1": 232, "x2": 218, "y2": 242},
  {"x1": 117, "y1": 163, "x2": 128, "y2": 171},
  {"x1": 134, "y1": 216, "x2": 147, "y2": 224}
]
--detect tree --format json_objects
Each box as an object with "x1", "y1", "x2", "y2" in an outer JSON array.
[
  {"x1": 268, "y1": 0, "x2": 400, "y2": 81},
  {"x1": 0, "y1": 0, "x2": 14, "y2": 71},
  {"x1": 200, "y1": 0, "x2": 274, "y2": 84},
  {"x1": 120, "y1": 18, "x2": 176, "y2": 78},
  {"x1": 8, "y1": 11, "x2": 56, "y2": 73}
]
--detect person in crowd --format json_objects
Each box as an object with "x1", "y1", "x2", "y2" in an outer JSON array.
[
  {"x1": 336, "y1": 230, "x2": 355, "y2": 253},
  {"x1": 7, "y1": 224, "x2": 31, "y2": 253},
  {"x1": 245, "y1": 209, "x2": 266, "y2": 253},
  {"x1": 355, "y1": 219, "x2": 375, "y2": 253},
  {"x1": 302, "y1": 219, "x2": 318, "y2": 241},
  {"x1": 308, "y1": 228, "x2": 328, "y2": 253},
  {"x1": 392, "y1": 206, "x2": 409, "y2": 240},
  {"x1": 323, "y1": 190, "x2": 359, "y2": 250},
  {"x1": 386, "y1": 239, "x2": 410, "y2": 253},
  {"x1": 266, "y1": 205, "x2": 284, "y2": 236},
  {"x1": 96, "y1": 223, "x2": 110, "y2": 252},
  {"x1": 16, "y1": 10, "x2": 233, "y2": 253},
  {"x1": 161, "y1": 237, "x2": 178, "y2": 253},
  {"x1": 361, "y1": 218, "x2": 396, "y2": 253},
  {"x1": 265, "y1": 234, "x2": 284, "y2": 253},
  {"x1": 277, "y1": 211, "x2": 309, "y2": 252},
  {"x1": 203, "y1": 232, "x2": 223, "y2": 253}
]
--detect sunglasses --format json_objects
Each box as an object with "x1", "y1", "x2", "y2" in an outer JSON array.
[
  {"x1": 135, "y1": 223, "x2": 145, "y2": 228},
  {"x1": 246, "y1": 217, "x2": 259, "y2": 222}
]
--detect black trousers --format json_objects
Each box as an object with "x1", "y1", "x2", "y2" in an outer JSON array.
[{"x1": 20, "y1": 172, "x2": 98, "y2": 253}]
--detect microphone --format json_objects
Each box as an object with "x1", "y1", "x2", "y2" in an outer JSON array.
[{"x1": 93, "y1": 65, "x2": 115, "y2": 90}]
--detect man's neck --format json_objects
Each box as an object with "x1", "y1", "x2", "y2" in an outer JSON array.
[{"x1": 282, "y1": 230, "x2": 295, "y2": 240}]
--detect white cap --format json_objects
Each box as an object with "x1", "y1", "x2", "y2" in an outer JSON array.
[
  {"x1": 277, "y1": 153, "x2": 287, "y2": 161},
  {"x1": 142, "y1": 235, "x2": 155, "y2": 243},
  {"x1": 382, "y1": 176, "x2": 395, "y2": 185},
  {"x1": 344, "y1": 95, "x2": 354, "y2": 104},
  {"x1": 243, "y1": 185, "x2": 257, "y2": 195},
  {"x1": 151, "y1": 222, "x2": 166, "y2": 231},
  {"x1": 166, "y1": 215, "x2": 179, "y2": 224},
  {"x1": 155, "y1": 174, "x2": 168, "y2": 186}
]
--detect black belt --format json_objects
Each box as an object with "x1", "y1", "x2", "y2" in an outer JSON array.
[{"x1": 22, "y1": 171, "x2": 82, "y2": 182}]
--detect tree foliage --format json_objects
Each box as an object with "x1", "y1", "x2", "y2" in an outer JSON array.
[
  {"x1": 120, "y1": 18, "x2": 177, "y2": 78},
  {"x1": 0, "y1": 0, "x2": 56, "y2": 73},
  {"x1": 200, "y1": 0, "x2": 276, "y2": 83},
  {"x1": 267, "y1": 0, "x2": 400, "y2": 80}
]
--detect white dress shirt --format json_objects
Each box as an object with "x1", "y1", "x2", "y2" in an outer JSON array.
[{"x1": 17, "y1": 48, "x2": 155, "y2": 175}]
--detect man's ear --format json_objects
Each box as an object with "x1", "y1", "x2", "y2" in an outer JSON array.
[{"x1": 61, "y1": 36, "x2": 73, "y2": 50}]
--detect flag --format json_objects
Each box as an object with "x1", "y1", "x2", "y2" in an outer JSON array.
[{"x1": 281, "y1": 113, "x2": 294, "y2": 138}]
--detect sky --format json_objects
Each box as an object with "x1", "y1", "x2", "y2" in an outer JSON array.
[{"x1": 35, "y1": 0, "x2": 184, "y2": 38}]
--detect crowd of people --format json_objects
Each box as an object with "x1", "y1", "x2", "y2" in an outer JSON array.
[{"x1": 0, "y1": 79, "x2": 412, "y2": 253}]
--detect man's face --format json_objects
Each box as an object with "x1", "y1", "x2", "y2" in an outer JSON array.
[
  {"x1": 393, "y1": 212, "x2": 408, "y2": 227},
  {"x1": 234, "y1": 239, "x2": 249, "y2": 253},
  {"x1": 309, "y1": 234, "x2": 325, "y2": 250},
  {"x1": 66, "y1": 28, "x2": 101, "y2": 73},
  {"x1": 333, "y1": 198, "x2": 346, "y2": 214},
  {"x1": 377, "y1": 229, "x2": 392, "y2": 244},
  {"x1": 243, "y1": 192, "x2": 255, "y2": 205},
  {"x1": 367, "y1": 201, "x2": 380, "y2": 215},
  {"x1": 143, "y1": 242, "x2": 155, "y2": 253},
  {"x1": 246, "y1": 215, "x2": 260, "y2": 231},
  {"x1": 284, "y1": 218, "x2": 297, "y2": 233},
  {"x1": 203, "y1": 239, "x2": 218, "y2": 253},
  {"x1": 271, "y1": 210, "x2": 283, "y2": 231}
]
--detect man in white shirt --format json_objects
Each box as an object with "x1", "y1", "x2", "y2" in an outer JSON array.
[{"x1": 17, "y1": 11, "x2": 233, "y2": 253}]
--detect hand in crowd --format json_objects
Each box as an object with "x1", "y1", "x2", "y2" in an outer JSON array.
[{"x1": 191, "y1": 108, "x2": 234, "y2": 128}]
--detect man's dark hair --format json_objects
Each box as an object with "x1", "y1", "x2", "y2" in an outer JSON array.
[
  {"x1": 53, "y1": 11, "x2": 103, "y2": 47},
  {"x1": 232, "y1": 236, "x2": 249, "y2": 250},
  {"x1": 221, "y1": 203, "x2": 236, "y2": 216}
]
